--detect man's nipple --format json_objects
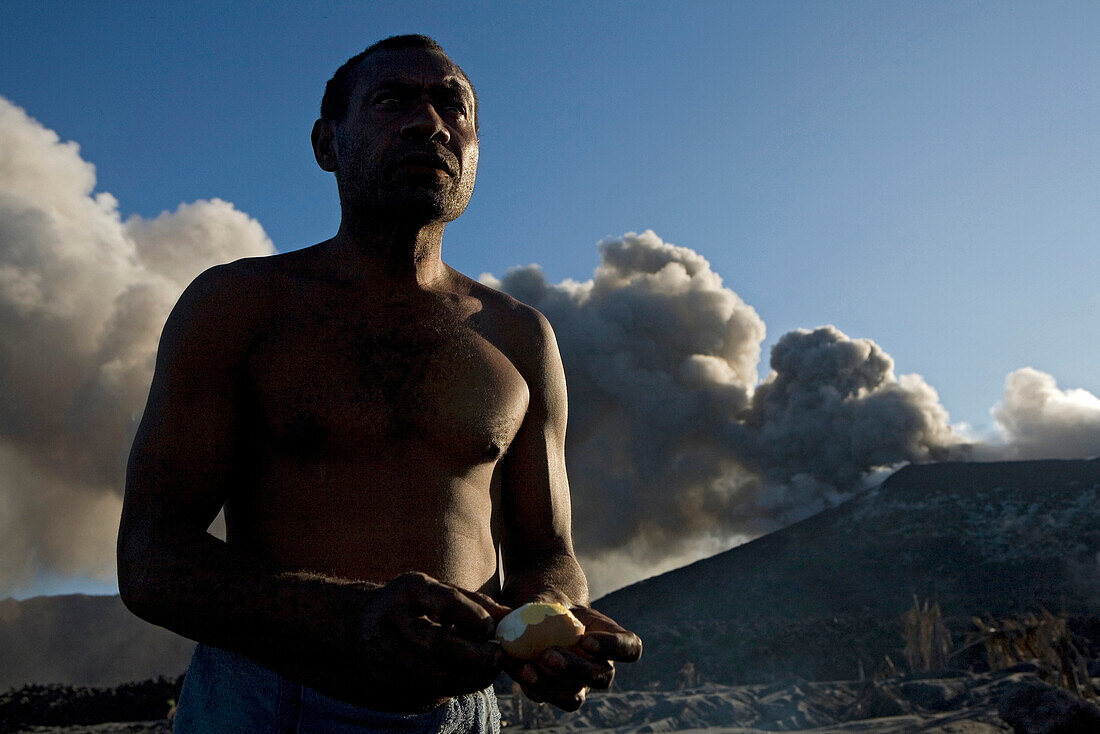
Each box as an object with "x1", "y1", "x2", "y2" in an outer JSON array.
[{"x1": 482, "y1": 440, "x2": 504, "y2": 462}]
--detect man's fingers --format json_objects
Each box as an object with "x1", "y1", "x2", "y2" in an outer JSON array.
[
  {"x1": 579, "y1": 630, "x2": 643, "y2": 662},
  {"x1": 454, "y1": 585, "x2": 512, "y2": 621},
  {"x1": 517, "y1": 663, "x2": 540, "y2": 689},
  {"x1": 512, "y1": 664, "x2": 587, "y2": 711},
  {"x1": 408, "y1": 616, "x2": 503, "y2": 664},
  {"x1": 570, "y1": 606, "x2": 643, "y2": 662},
  {"x1": 538, "y1": 648, "x2": 615, "y2": 689},
  {"x1": 402, "y1": 616, "x2": 504, "y2": 690},
  {"x1": 506, "y1": 646, "x2": 609, "y2": 712},
  {"x1": 415, "y1": 580, "x2": 499, "y2": 639},
  {"x1": 541, "y1": 686, "x2": 587, "y2": 712},
  {"x1": 520, "y1": 677, "x2": 588, "y2": 711}
]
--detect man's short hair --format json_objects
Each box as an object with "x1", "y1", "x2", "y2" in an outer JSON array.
[{"x1": 320, "y1": 34, "x2": 479, "y2": 131}]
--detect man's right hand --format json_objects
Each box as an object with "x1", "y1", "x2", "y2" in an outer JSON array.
[{"x1": 354, "y1": 572, "x2": 511, "y2": 699}]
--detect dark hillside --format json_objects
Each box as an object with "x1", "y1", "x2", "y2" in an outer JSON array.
[
  {"x1": 0, "y1": 595, "x2": 193, "y2": 689},
  {"x1": 594, "y1": 458, "x2": 1100, "y2": 687}
]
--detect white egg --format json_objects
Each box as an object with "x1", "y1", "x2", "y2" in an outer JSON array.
[{"x1": 496, "y1": 602, "x2": 585, "y2": 659}]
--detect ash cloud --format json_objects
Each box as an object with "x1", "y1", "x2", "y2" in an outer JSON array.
[
  {"x1": 983, "y1": 367, "x2": 1100, "y2": 460},
  {"x1": 483, "y1": 234, "x2": 766, "y2": 561},
  {"x1": 485, "y1": 232, "x2": 1099, "y2": 595},
  {"x1": 728, "y1": 326, "x2": 967, "y2": 520},
  {"x1": 0, "y1": 97, "x2": 273, "y2": 592}
]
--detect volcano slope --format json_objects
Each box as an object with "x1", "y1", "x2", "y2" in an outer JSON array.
[
  {"x1": 593, "y1": 458, "x2": 1100, "y2": 688},
  {"x1": 0, "y1": 594, "x2": 194, "y2": 689}
]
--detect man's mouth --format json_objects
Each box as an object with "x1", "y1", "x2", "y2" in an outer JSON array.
[{"x1": 396, "y1": 152, "x2": 454, "y2": 175}]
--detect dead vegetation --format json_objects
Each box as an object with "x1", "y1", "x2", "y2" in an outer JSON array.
[
  {"x1": 901, "y1": 596, "x2": 953, "y2": 674},
  {"x1": 897, "y1": 597, "x2": 1098, "y2": 702},
  {"x1": 969, "y1": 609, "x2": 1097, "y2": 701}
]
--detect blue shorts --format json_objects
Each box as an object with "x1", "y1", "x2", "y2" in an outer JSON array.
[{"x1": 174, "y1": 643, "x2": 501, "y2": 734}]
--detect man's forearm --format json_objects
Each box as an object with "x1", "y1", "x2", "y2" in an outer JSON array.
[
  {"x1": 119, "y1": 531, "x2": 511, "y2": 708},
  {"x1": 118, "y1": 530, "x2": 377, "y2": 667},
  {"x1": 501, "y1": 551, "x2": 589, "y2": 608}
]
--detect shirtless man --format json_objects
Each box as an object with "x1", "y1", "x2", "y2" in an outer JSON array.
[{"x1": 116, "y1": 34, "x2": 641, "y2": 731}]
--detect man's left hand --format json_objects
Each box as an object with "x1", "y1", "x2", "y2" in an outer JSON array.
[{"x1": 506, "y1": 606, "x2": 643, "y2": 711}]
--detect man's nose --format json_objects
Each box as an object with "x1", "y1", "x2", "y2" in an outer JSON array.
[{"x1": 401, "y1": 99, "x2": 450, "y2": 144}]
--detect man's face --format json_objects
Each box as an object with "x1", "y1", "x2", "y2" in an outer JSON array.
[{"x1": 331, "y1": 47, "x2": 479, "y2": 224}]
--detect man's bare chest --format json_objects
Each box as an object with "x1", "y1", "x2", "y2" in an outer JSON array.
[{"x1": 242, "y1": 302, "x2": 530, "y2": 464}]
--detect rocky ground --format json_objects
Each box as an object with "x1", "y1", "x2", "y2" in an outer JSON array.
[
  {"x1": 12, "y1": 726, "x2": 169, "y2": 734},
  {"x1": 496, "y1": 666, "x2": 1100, "y2": 733},
  {"x1": 8, "y1": 666, "x2": 1100, "y2": 734}
]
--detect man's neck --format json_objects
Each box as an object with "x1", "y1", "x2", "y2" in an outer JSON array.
[{"x1": 328, "y1": 212, "x2": 449, "y2": 289}]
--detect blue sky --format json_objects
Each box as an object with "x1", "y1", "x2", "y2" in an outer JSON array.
[
  {"x1": 2, "y1": 1, "x2": 1098, "y2": 597},
  {"x1": 3, "y1": 1, "x2": 1097, "y2": 432}
]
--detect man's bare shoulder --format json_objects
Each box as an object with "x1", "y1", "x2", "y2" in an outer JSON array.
[
  {"x1": 160, "y1": 250, "x2": 317, "y2": 355},
  {"x1": 459, "y1": 273, "x2": 561, "y2": 376},
  {"x1": 171, "y1": 247, "x2": 327, "y2": 321},
  {"x1": 172, "y1": 256, "x2": 269, "y2": 319},
  {"x1": 199, "y1": 247, "x2": 325, "y2": 288}
]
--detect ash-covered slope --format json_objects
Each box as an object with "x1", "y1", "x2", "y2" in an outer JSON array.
[
  {"x1": 594, "y1": 457, "x2": 1100, "y2": 687},
  {"x1": 0, "y1": 594, "x2": 194, "y2": 689}
]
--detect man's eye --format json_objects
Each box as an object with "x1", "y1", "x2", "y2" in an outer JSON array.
[
  {"x1": 439, "y1": 97, "x2": 468, "y2": 115},
  {"x1": 374, "y1": 95, "x2": 404, "y2": 107}
]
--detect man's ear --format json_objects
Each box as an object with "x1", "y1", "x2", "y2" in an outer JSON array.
[{"x1": 311, "y1": 119, "x2": 338, "y2": 172}]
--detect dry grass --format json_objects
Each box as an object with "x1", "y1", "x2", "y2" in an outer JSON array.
[
  {"x1": 901, "y1": 596, "x2": 953, "y2": 674},
  {"x1": 968, "y1": 609, "x2": 1096, "y2": 701},
  {"x1": 899, "y1": 599, "x2": 1098, "y2": 703}
]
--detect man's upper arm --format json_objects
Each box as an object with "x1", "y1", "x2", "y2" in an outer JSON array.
[
  {"x1": 118, "y1": 264, "x2": 258, "y2": 578},
  {"x1": 499, "y1": 306, "x2": 583, "y2": 593}
]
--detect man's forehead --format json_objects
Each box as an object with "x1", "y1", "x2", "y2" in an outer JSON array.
[{"x1": 352, "y1": 48, "x2": 472, "y2": 96}]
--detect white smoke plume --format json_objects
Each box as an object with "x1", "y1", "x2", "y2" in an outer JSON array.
[
  {"x1": 0, "y1": 97, "x2": 273, "y2": 592},
  {"x1": 984, "y1": 368, "x2": 1100, "y2": 460},
  {"x1": 485, "y1": 232, "x2": 1099, "y2": 595}
]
